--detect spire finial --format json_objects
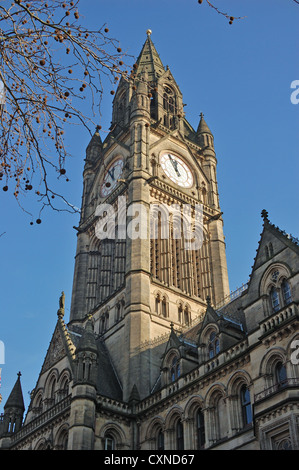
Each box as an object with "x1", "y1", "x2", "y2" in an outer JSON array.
[
  {"x1": 17, "y1": 371, "x2": 21, "y2": 379},
  {"x1": 146, "y1": 29, "x2": 152, "y2": 36},
  {"x1": 200, "y1": 112, "x2": 204, "y2": 118},
  {"x1": 57, "y1": 291, "x2": 65, "y2": 317},
  {"x1": 261, "y1": 209, "x2": 269, "y2": 222}
]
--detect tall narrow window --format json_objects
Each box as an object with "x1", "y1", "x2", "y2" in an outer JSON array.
[
  {"x1": 157, "y1": 429, "x2": 164, "y2": 450},
  {"x1": 170, "y1": 356, "x2": 180, "y2": 382},
  {"x1": 208, "y1": 331, "x2": 220, "y2": 359},
  {"x1": 184, "y1": 307, "x2": 190, "y2": 325},
  {"x1": 275, "y1": 362, "x2": 287, "y2": 387},
  {"x1": 162, "y1": 297, "x2": 167, "y2": 317},
  {"x1": 282, "y1": 280, "x2": 292, "y2": 305},
  {"x1": 270, "y1": 287, "x2": 280, "y2": 312},
  {"x1": 155, "y1": 294, "x2": 160, "y2": 315},
  {"x1": 240, "y1": 385, "x2": 252, "y2": 426},
  {"x1": 176, "y1": 420, "x2": 184, "y2": 450},
  {"x1": 104, "y1": 433, "x2": 115, "y2": 450},
  {"x1": 196, "y1": 409, "x2": 205, "y2": 449},
  {"x1": 178, "y1": 304, "x2": 183, "y2": 323}
]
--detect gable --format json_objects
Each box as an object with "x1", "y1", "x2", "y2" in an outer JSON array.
[{"x1": 41, "y1": 320, "x2": 75, "y2": 375}]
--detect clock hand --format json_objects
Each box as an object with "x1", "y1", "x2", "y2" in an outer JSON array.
[
  {"x1": 168, "y1": 154, "x2": 181, "y2": 177},
  {"x1": 107, "y1": 167, "x2": 115, "y2": 181}
]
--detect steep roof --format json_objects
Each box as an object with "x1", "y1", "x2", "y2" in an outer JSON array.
[
  {"x1": 135, "y1": 30, "x2": 165, "y2": 81},
  {"x1": 248, "y1": 209, "x2": 299, "y2": 281},
  {"x1": 196, "y1": 112, "x2": 213, "y2": 136},
  {"x1": 4, "y1": 372, "x2": 25, "y2": 411}
]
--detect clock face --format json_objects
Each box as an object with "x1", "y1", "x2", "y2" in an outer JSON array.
[
  {"x1": 100, "y1": 158, "x2": 124, "y2": 197},
  {"x1": 160, "y1": 153, "x2": 193, "y2": 188}
]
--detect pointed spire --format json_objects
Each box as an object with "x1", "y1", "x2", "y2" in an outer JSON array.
[
  {"x1": 197, "y1": 112, "x2": 213, "y2": 136},
  {"x1": 85, "y1": 126, "x2": 103, "y2": 165},
  {"x1": 135, "y1": 30, "x2": 165, "y2": 81},
  {"x1": 128, "y1": 384, "x2": 140, "y2": 405},
  {"x1": 261, "y1": 209, "x2": 269, "y2": 223},
  {"x1": 4, "y1": 372, "x2": 25, "y2": 412}
]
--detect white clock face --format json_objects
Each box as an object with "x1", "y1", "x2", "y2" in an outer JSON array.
[
  {"x1": 100, "y1": 158, "x2": 124, "y2": 197},
  {"x1": 160, "y1": 153, "x2": 193, "y2": 188}
]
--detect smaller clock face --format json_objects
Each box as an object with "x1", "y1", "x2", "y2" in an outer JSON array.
[
  {"x1": 160, "y1": 153, "x2": 193, "y2": 188},
  {"x1": 100, "y1": 158, "x2": 124, "y2": 197}
]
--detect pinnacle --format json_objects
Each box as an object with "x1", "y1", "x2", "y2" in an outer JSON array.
[{"x1": 196, "y1": 112, "x2": 213, "y2": 135}]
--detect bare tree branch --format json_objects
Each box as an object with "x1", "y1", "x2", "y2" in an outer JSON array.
[
  {"x1": 0, "y1": 0, "x2": 133, "y2": 220},
  {"x1": 198, "y1": 0, "x2": 246, "y2": 23}
]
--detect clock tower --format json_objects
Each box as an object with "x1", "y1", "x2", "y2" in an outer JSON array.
[{"x1": 69, "y1": 31, "x2": 229, "y2": 401}]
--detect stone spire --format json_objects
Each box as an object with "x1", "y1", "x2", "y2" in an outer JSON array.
[
  {"x1": 4, "y1": 372, "x2": 24, "y2": 412},
  {"x1": 2, "y1": 372, "x2": 25, "y2": 435},
  {"x1": 196, "y1": 113, "x2": 215, "y2": 153},
  {"x1": 197, "y1": 112, "x2": 213, "y2": 135},
  {"x1": 135, "y1": 29, "x2": 165, "y2": 81},
  {"x1": 85, "y1": 126, "x2": 103, "y2": 166}
]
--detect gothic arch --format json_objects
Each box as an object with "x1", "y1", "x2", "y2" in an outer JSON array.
[
  {"x1": 31, "y1": 388, "x2": 43, "y2": 411},
  {"x1": 227, "y1": 370, "x2": 253, "y2": 431},
  {"x1": 184, "y1": 394, "x2": 205, "y2": 418},
  {"x1": 164, "y1": 405, "x2": 184, "y2": 429},
  {"x1": 57, "y1": 368, "x2": 71, "y2": 398},
  {"x1": 34, "y1": 437, "x2": 52, "y2": 450},
  {"x1": 145, "y1": 416, "x2": 165, "y2": 440},
  {"x1": 44, "y1": 368, "x2": 59, "y2": 401},
  {"x1": 205, "y1": 382, "x2": 226, "y2": 407},
  {"x1": 260, "y1": 262, "x2": 292, "y2": 296},
  {"x1": 259, "y1": 347, "x2": 287, "y2": 377},
  {"x1": 201, "y1": 324, "x2": 220, "y2": 344},
  {"x1": 184, "y1": 395, "x2": 206, "y2": 450},
  {"x1": 164, "y1": 405, "x2": 185, "y2": 449},
  {"x1": 227, "y1": 369, "x2": 252, "y2": 396},
  {"x1": 205, "y1": 383, "x2": 228, "y2": 443},
  {"x1": 145, "y1": 416, "x2": 165, "y2": 450},
  {"x1": 98, "y1": 422, "x2": 127, "y2": 450},
  {"x1": 259, "y1": 347, "x2": 289, "y2": 390},
  {"x1": 54, "y1": 423, "x2": 69, "y2": 450}
]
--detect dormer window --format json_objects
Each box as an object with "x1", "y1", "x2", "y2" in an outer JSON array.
[
  {"x1": 282, "y1": 279, "x2": 292, "y2": 305},
  {"x1": 208, "y1": 331, "x2": 220, "y2": 359},
  {"x1": 261, "y1": 264, "x2": 293, "y2": 317},
  {"x1": 270, "y1": 286, "x2": 280, "y2": 313},
  {"x1": 170, "y1": 355, "x2": 181, "y2": 382}
]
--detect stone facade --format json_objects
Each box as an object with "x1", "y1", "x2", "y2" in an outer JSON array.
[{"x1": 0, "y1": 32, "x2": 298, "y2": 451}]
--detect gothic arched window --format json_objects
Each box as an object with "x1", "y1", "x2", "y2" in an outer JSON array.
[
  {"x1": 176, "y1": 420, "x2": 184, "y2": 450},
  {"x1": 170, "y1": 356, "x2": 180, "y2": 382},
  {"x1": 184, "y1": 306, "x2": 190, "y2": 326},
  {"x1": 282, "y1": 279, "x2": 292, "y2": 305},
  {"x1": 155, "y1": 293, "x2": 160, "y2": 314},
  {"x1": 270, "y1": 286, "x2": 280, "y2": 313},
  {"x1": 275, "y1": 362, "x2": 287, "y2": 387},
  {"x1": 208, "y1": 331, "x2": 220, "y2": 359},
  {"x1": 157, "y1": 429, "x2": 164, "y2": 450},
  {"x1": 240, "y1": 385, "x2": 252, "y2": 427},
  {"x1": 196, "y1": 409, "x2": 205, "y2": 449},
  {"x1": 104, "y1": 433, "x2": 115, "y2": 450},
  {"x1": 161, "y1": 296, "x2": 167, "y2": 317},
  {"x1": 178, "y1": 303, "x2": 183, "y2": 323}
]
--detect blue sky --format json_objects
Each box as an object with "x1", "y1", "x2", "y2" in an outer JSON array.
[{"x1": 0, "y1": 0, "x2": 298, "y2": 414}]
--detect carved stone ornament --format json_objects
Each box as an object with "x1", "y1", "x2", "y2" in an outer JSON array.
[
  {"x1": 42, "y1": 328, "x2": 65, "y2": 373},
  {"x1": 271, "y1": 270, "x2": 279, "y2": 282}
]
